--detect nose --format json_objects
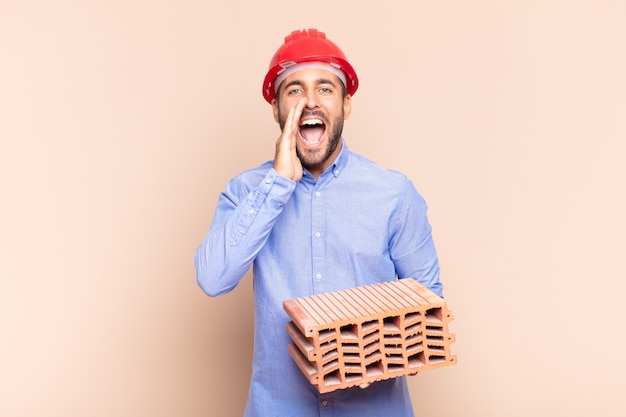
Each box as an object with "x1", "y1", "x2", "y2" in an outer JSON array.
[{"x1": 304, "y1": 90, "x2": 319, "y2": 109}]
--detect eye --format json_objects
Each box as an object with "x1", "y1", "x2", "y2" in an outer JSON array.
[
  {"x1": 319, "y1": 87, "x2": 332, "y2": 93},
  {"x1": 287, "y1": 88, "x2": 302, "y2": 95}
]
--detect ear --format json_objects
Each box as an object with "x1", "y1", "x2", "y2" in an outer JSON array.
[
  {"x1": 271, "y1": 98, "x2": 280, "y2": 123},
  {"x1": 342, "y1": 94, "x2": 352, "y2": 120}
]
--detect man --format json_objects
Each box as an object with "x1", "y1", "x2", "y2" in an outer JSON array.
[{"x1": 195, "y1": 28, "x2": 443, "y2": 417}]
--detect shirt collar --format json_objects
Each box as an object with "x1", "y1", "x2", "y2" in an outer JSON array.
[
  {"x1": 331, "y1": 138, "x2": 349, "y2": 178},
  {"x1": 301, "y1": 138, "x2": 350, "y2": 182}
]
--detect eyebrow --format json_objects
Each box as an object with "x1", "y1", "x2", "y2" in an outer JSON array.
[{"x1": 282, "y1": 77, "x2": 339, "y2": 91}]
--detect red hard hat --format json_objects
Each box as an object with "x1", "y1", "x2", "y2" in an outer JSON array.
[{"x1": 262, "y1": 28, "x2": 359, "y2": 103}]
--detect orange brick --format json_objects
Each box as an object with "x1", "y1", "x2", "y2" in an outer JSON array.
[{"x1": 283, "y1": 278, "x2": 457, "y2": 393}]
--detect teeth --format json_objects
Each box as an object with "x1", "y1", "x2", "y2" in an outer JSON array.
[{"x1": 300, "y1": 119, "x2": 323, "y2": 126}]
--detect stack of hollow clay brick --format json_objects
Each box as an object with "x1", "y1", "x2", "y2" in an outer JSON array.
[{"x1": 283, "y1": 278, "x2": 456, "y2": 393}]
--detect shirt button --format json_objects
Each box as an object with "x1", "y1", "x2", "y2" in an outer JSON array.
[
  {"x1": 315, "y1": 191, "x2": 321, "y2": 197},
  {"x1": 265, "y1": 178, "x2": 272, "y2": 184},
  {"x1": 315, "y1": 232, "x2": 321, "y2": 238},
  {"x1": 248, "y1": 209, "x2": 255, "y2": 215},
  {"x1": 322, "y1": 400, "x2": 328, "y2": 406},
  {"x1": 316, "y1": 273, "x2": 322, "y2": 280}
]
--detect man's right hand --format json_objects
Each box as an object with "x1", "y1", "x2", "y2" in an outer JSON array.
[{"x1": 273, "y1": 98, "x2": 307, "y2": 182}]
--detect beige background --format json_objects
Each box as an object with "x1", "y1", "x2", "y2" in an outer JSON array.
[{"x1": 1, "y1": 1, "x2": 625, "y2": 416}]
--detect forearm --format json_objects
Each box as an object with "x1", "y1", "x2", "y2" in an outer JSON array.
[
  {"x1": 194, "y1": 169, "x2": 296, "y2": 296},
  {"x1": 392, "y1": 179, "x2": 444, "y2": 297},
  {"x1": 395, "y1": 238, "x2": 443, "y2": 297}
]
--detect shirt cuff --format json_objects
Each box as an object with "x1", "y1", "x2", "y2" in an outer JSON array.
[{"x1": 259, "y1": 168, "x2": 297, "y2": 204}]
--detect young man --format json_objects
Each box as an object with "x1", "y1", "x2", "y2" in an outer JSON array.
[{"x1": 195, "y1": 28, "x2": 443, "y2": 417}]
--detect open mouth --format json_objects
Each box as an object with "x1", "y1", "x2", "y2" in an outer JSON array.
[{"x1": 298, "y1": 118, "x2": 326, "y2": 146}]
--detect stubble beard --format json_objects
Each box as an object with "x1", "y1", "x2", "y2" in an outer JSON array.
[{"x1": 278, "y1": 109, "x2": 344, "y2": 172}]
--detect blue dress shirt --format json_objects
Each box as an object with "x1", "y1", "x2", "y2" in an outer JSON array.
[{"x1": 195, "y1": 140, "x2": 443, "y2": 417}]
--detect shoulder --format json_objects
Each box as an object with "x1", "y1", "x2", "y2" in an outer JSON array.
[
  {"x1": 343, "y1": 150, "x2": 428, "y2": 210},
  {"x1": 345, "y1": 151, "x2": 411, "y2": 189}
]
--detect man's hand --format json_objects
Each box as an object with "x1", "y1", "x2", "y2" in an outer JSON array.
[{"x1": 273, "y1": 98, "x2": 306, "y2": 182}]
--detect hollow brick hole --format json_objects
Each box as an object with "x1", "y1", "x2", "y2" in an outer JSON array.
[
  {"x1": 384, "y1": 334, "x2": 402, "y2": 344},
  {"x1": 426, "y1": 333, "x2": 444, "y2": 343},
  {"x1": 341, "y1": 342, "x2": 360, "y2": 354},
  {"x1": 408, "y1": 351, "x2": 426, "y2": 369},
  {"x1": 321, "y1": 349, "x2": 339, "y2": 363},
  {"x1": 426, "y1": 345, "x2": 446, "y2": 365},
  {"x1": 340, "y1": 323, "x2": 358, "y2": 340},
  {"x1": 343, "y1": 360, "x2": 364, "y2": 383},
  {"x1": 365, "y1": 360, "x2": 384, "y2": 377},
  {"x1": 320, "y1": 338, "x2": 337, "y2": 352},
  {"x1": 363, "y1": 340, "x2": 380, "y2": 357},
  {"x1": 383, "y1": 315, "x2": 401, "y2": 332},
  {"x1": 362, "y1": 330, "x2": 379, "y2": 346},
  {"x1": 425, "y1": 307, "x2": 443, "y2": 322},
  {"x1": 318, "y1": 328, "x2": 337, "y2": 343},
  {"x1": 387, "y1": 361, "x2": 406, "y2": 373},
  {"x1": 323, "y1": 369, "x2": 342, "y2": 387},
  {"x1": 404, "y1": 311, "x2": 422, "y2": 326},
  {"x1": 405, "y1": 321, "x2": 422, "y2": 335},
  {"x1": 427, "y1": 354, "x2": 447, "y2": 365}
]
